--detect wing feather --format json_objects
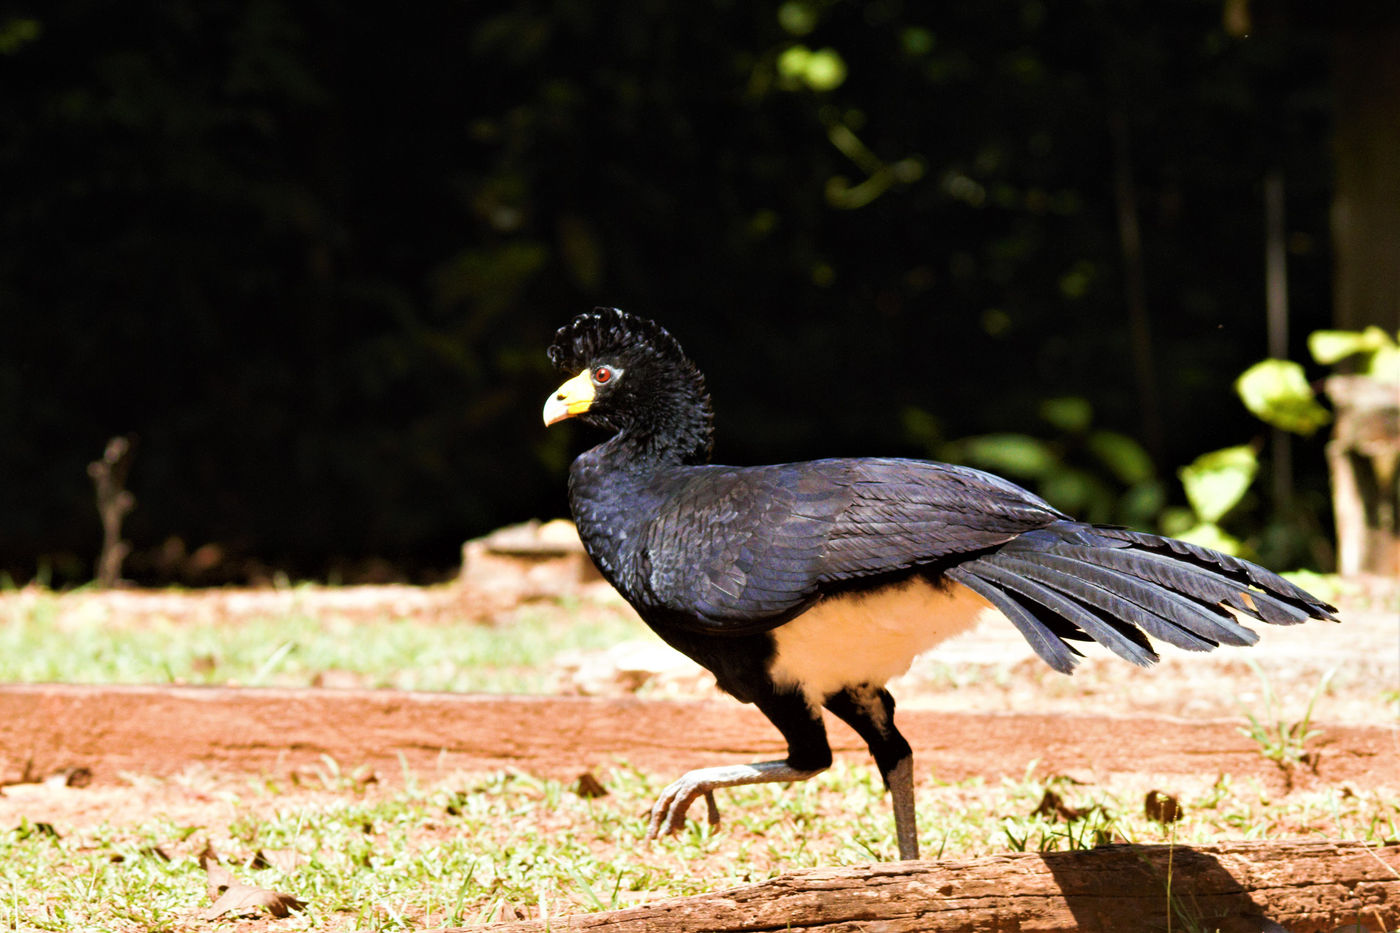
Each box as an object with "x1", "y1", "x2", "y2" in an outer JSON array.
[{"x1": 636, "y1": 458, "x2": 1062, "y2": 632}]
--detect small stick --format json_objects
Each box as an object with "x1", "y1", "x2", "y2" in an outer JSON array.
[{"x1": 87, "y1": 436, "x2": 136, "y2": 588}]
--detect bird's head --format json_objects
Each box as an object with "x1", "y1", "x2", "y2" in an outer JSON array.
[{"x1": 543, "y1": 307, "x2": 713, "y2": 463}]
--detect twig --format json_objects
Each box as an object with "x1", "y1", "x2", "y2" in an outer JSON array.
[{"x1": 87, "y1": 436, "x2": 136, "y2": 588}]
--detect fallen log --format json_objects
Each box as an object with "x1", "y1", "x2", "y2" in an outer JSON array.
[{"x1": 451, "y1": 840, "x2": 1399, "y2": 933}]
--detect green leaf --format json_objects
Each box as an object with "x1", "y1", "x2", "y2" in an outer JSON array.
[
  {"x1": 1039, "y1": 396, "x2": 1092, "y2": 433},
  {"x1": 1172, "y1": 522, "x2": 1245, "y2": 557},
  {"x1": 777, "y1": 1, "x2": 818, "y2": 36},
  {"x1": 1235, "y1": 359, "x2": 1331, "y2": 436},
  {"x1": 956, "y1": 433, "x2": 1058, "y2": 478},
  {"x1": 899, "y1": 406, "x2": 942, "y2": 450},
  {"x1": 1307, "y1": 326, "x2": 1396, "y2": 366},
  {"x1": 803, "y1": 48, "x2": 847, "y2": 91},
  {"x1": 1040, "y1": 466, "x2": 1108, "y2": 515},
  {"x1": 777, "y1": 44, "x2": 811, "y2": 81},
  {"x1": 1087, "y1": 430, "x2": 1155, "y2": 485},
  {"x1": 900, "y1": 26, "x2": 934, "y2": 56},
  {"x1": 1178, "y1": 445, "x2": 1257, "y2": 524},
  {"x1": 1368, "y1": 345, "x2": 1400, "y2": 382},
  {"x1": 0, "y1": 17, "x2": 42, "y2": 55},
  {"x1": 777, "y1": 45, "x2": 847, "y2": 91},
  {"x1": 1117, "y1": 479, "x2": 1166, "y2": 529},
  {"x1": 1159, "y1": 505, "x2": 1198, "y2": 538}
]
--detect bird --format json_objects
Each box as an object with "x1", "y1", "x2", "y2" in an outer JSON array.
[{"x1": 541, "y1": 307, "x2": 1337, "y2": 861}]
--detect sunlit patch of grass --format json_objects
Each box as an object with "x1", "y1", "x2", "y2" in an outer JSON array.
[
  {"x1": 2, "y1": 759, "x2": 1395, "y2": 931},
  {"x1": 0, "y1": 595, "x2": 647, "y2": 693}
]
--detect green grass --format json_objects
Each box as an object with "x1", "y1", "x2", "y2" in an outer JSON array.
[
  {"x1": 1236, "y1": 660, "x2": 1333, "y2": 775},
  {"x1": 0, "y1": 593, "x2": 647, "y2": 692},
  {"x1": 2, "y1": 761, "x2": 1396, "y2": 931}
]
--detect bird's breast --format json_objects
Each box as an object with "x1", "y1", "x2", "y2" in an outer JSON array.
[{"x1": 767, "y1": 577, "x2": 997, "y2": 710}]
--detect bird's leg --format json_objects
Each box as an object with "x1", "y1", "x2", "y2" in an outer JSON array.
[
  {"x1": 824, "y1": 685, "x2": 920, "y2": 860},
  {"x1": 647, "y1": 686, "x2": 832, "y2": 839},
  {"x1": 886, "y1": 754, "x2": 919, "y2": 860},
  {"x1": 647, "y1": 760, "x2": 826, "y2": 838}
]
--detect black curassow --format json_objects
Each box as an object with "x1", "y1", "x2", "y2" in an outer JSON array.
[{"x1": 541, "y1": 308, "x2": 1337, "y2": 860}]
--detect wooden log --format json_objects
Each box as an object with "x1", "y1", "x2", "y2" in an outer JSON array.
[{"x1": 452, "y1": 841, "x2": 1399, "y2": 933}]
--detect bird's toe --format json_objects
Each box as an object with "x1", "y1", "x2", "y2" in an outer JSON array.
[
  {"x1": 703, "y1": 789, "x2": 721, "y2": 826},
  {"x1": 647, "y1": 776, "x2": 710, "y2": 837}
]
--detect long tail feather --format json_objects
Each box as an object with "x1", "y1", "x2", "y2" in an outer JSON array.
[
  {"x1": 1023, "y1": 552, "x2": 1259, "y2": 647},
  {"x1": 1089, "y1": 527, "x2": 1336, "y2": 621},
  {"x1": 947, "y1": 568, "x2": 1085, "y2": 673},
  {"x1": 948, "y1": 521, "x2": 1337, "y2": 671},
  {"x1": 952, "y1": 562, "x2": 1158, "y2": 665}
]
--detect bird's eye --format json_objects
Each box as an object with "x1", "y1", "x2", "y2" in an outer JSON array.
[{"x1": 592, "y1": 366, "x2": 613, "y2": 385}]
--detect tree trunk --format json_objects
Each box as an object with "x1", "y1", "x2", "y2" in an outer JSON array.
[
  {"x1": 1325, "y1": 374, "x2": 1400, "y2": 576},
  {"x1": 1326, "y1": 15, "x2": 1400, "y2": 578},
  {"x1": 1332, "y1": 21, "x2": 1400, "y2": 336},
  {"x1": 458, "y1": 841, "x2": 1399, "y2": 933}
]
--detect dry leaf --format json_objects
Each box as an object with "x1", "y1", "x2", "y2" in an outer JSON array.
[
  {"x1": 494, "y1": 901, "x2": 527, "y2": 922},
  {"x1": 310, "y1": 668, "x2": 364, "y2": 689},
  {"x1": 246, "y1": 848, "x2": 306, "y2": 872},
  {"x1": 1144, "y1": 789, "x2": 1184, "y2": 823},
  {"x1": 572, "y1": 772, "x2": 608, "y2": 799},
  {"x1": 44, "y1": 766, "x2": 92, "y2": 788},
  {"x1": 1032, "y1": 789, "x2": 1091, "y2": 822},
  {"x1": 198, "y1": 842, "x2": 221, "y2": 871},
  {"x1": 199, "y1": 843, "x2": 307, "y2": 920},
  {"x1": 202, "y1": 879, "x2": 307, "y2": 920}
]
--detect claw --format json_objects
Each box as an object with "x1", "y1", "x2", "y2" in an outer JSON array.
[
  {"x1": 643, "y1": 761, "x2": 825, "y2": 842},
  {"x1": 703, "y1": 789, "x2": 720, "y2": 826},
  {"x1": 646, "y1": 775, "x2": 707, "y2": 837}
]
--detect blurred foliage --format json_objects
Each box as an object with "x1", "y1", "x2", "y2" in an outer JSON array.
[
  {"x1": 1309, "y1": 327, "x2": 1400, "y2": 380},
  {"x1": 922, "y1": 396, "x2": 1166, "y2": 529},
  {"x1": 1171, "y1": 444, "x2": 1260, "y2": 555},
  {"x1": 1239, "y1": 327, "x2": 1399, "y2": 440},
  {"x1": 1217, "y1": 326, "x2": 1398, "y2": 566},
  {"x1": 1236, "y1": 359, "x2": 1332, "y2": 436},
  {"x1": 0, "y1": 0, "x2": 1338, "y2": 583}
]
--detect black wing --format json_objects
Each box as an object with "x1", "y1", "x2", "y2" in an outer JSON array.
[{"x1": 635, "y1": 457, "x2": 1063, "y2": 633}]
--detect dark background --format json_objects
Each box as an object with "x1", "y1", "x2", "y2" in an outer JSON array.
[{"x1": 0, "y1": 0, "x2": 1359, "y2": 586}]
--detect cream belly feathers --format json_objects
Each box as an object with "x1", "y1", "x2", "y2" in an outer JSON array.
[{"x1": 768, "y1": 578, "x2": 997, "y2": 710}]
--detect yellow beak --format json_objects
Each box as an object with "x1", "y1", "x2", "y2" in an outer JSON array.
[{"x1": 543, "y1": 370, "x2": 596, "y2": 426}]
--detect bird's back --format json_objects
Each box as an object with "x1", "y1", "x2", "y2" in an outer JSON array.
[{"x1": 569, "y1": 454, "x2": 1068, "y2": 635}]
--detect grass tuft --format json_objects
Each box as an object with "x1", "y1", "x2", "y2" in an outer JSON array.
[{"x1": 1237, "y1": 660, "x2": 1333, "y2": 776}]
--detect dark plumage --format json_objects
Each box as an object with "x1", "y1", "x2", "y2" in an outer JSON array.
[{"x1": 542, "y1": 307, "x2": 1338, "y2": 860}]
